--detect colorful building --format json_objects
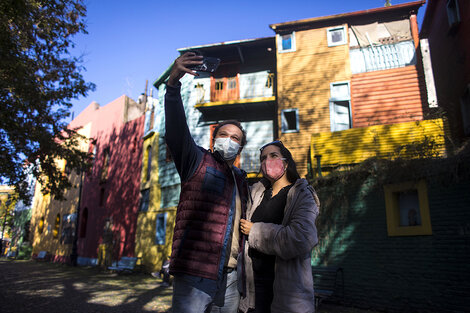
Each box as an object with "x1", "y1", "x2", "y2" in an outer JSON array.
[
  {"x1": 138, "y1": 37, "x2": 277, "y2": 272},
  {"x1": 268, "y1": 1, "x2": 447, "y2": 177},
  {"x1": 0, "y1": 185, "x2": 16, "y2": 256},
  {"x1": 30, "y1": 123, "x2": 92, "y2": 262},
  {"x1": 30, "y1": 94, "x2": 145, "y2": 265}
]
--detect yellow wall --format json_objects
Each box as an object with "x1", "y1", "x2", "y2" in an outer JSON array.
[
  {"x1": 135, "y1": 133, "x2": 176, "y2": 273},
  {"x1": 310, "y1": 118, "x2": 448, "y2": 174},
  {"x1": 30, "y1": 123, "x2": 92, "y2": 258},
  {"x1": 277, "y1": 25, "x2": 352, "y2": 176}
]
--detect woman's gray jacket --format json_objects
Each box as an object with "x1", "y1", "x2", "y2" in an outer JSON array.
[{"x1": 239, "y1": 178, "x2": 320, "y2": 313}]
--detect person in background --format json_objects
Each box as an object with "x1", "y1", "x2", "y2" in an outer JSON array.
[
  {"x1": 164, "y1": 52, "x2": 249, "y2": 313},
  {"x1": 239, "y1": 140, "x2": 320, "y2": 313}
]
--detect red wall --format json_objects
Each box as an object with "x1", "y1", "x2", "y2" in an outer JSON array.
[{"x1": 423, "y1": 0, "x2": 470, "y2": 138}]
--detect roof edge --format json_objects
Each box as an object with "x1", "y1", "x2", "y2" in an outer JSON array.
[{"x1": 269, "y1": 1, "x2": 426, "y2": 31}]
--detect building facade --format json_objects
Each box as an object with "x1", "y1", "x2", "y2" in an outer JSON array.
[
  {"x1": 269, "y1": 1, "x2": 444, "y2": 177},
  {"x1": 420, "y1": 0, "x2": 470, "y2": 140},
  {"x1": 30, "y1": 95, "x2": 145, "y2": 265}
]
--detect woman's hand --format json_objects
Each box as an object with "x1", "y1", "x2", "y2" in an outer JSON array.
[
  {"x1": 167, "y1": 52, "x2": 203, "y2": 86},
  {"x1": 240, "y1": 219, "x2": 253, "y2": 235}
]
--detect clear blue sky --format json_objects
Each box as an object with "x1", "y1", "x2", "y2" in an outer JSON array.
[{"x1": 70, "y1": 0, "x2": 428, "y2": 119}]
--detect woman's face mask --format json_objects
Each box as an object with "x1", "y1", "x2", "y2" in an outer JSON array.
[{"x1": 213, "y1": 137, "x2": 240, "y2": 160}]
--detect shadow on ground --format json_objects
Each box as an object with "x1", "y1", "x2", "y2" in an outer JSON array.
[
  {"x1": 0, "y1": 259, "x2": 381, "y2": 313},
  {"x1": 0, "y1": 259, "x2": 172, "y2": 313}
]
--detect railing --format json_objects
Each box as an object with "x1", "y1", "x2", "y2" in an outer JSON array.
[
  {"x1": 350, "y1": 41, "x2": 416, "y2": 74},
  {"x1": 239, "y1": 71, "x2": 274, "y2": 99}
]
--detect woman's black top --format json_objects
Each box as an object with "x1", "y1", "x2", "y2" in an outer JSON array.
[{"x1": 249, "y1": 184, "x2": 293, "y2": 276}]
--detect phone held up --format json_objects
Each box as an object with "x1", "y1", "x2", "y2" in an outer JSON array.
[{"x1": 188, "y1": 51, "x2": 220, "y2": 73}]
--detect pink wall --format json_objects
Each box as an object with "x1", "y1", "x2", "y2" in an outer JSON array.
[{"x1": 69, "y1": 95, "x2": 144, "y2": 260}]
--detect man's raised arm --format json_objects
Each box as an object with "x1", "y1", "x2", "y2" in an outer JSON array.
[{"x1": 164, "y1": 52, "x2": 204, "y2": 181}]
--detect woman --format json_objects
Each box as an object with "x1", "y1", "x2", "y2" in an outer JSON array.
[{"x1": 239, "y1": 141, "x2": 320, "y2": 313}]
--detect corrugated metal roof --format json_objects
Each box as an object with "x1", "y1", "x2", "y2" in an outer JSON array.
[{"x1": 177, "y1": 36, "x2": 275, "y2": 52}]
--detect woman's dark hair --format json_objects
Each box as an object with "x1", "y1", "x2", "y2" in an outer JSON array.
[
  {"x1": 260, "y1": 140, "x2": 300, "y2": 183},
  {"x1": 212, "y1": 120, "x2": 247, "y2": 147}
]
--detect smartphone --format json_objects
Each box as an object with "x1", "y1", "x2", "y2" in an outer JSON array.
[{"x1": 190, "y1": 56, "x2": 221, "y2": 73}]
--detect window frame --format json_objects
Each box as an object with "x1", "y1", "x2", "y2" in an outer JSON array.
[
  {"x1": 281, "y1": 108, "x2": 299, "y2": 133},
  {"x1": 155, "y1": 212, "x2": 167, "y2": 245},
  {"x1": 139, "y1": 188, "x2": 150, "y2": 212},
  {"x1": 278, "y1": 32, "x2": 296, "y2": 53},
  {"x1": 329, "y1": 81, "x2": 352, "y2": 132},
  {"x1": 327, "y1": 26, "x2": 347, "y2": 47},
  {"x1": 446, "y1": 0, "x2": 461, "y2": 29},
  {"x1": 145, "y1": 145, "x2": 152, "y2": 182},
  {"x1": 384, "y1": 180, "x2": 432, "y2": 236},
  {"x1": 460, "y1": 83, "x2": 470, "y2": 136}
]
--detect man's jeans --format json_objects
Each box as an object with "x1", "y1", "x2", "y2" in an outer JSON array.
[{"x1": 172, "y1": 270, "x2": 239, "y2": 313}]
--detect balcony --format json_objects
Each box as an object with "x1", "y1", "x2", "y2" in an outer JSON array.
[
  {"x1": 350, "y1": 41, "x2": 416, "y2": 74},
  {"x1": 194, "y1": 71, "x2": 276, "y2": 122},
  {"x1": 310, "y1": 118, "x2": 448, "y2": 176}
]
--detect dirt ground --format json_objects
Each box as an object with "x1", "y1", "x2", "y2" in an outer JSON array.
[{"x1": 0, "y1": 258, "x2": 380, "y2": 313}]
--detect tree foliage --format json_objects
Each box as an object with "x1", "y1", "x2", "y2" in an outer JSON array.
[{"x1": 0, "y1": 0, "x2": 95, "y2": 204}]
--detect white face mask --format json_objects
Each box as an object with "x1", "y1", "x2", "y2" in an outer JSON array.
[{"x1": 213, "y1": 137, "x2": 240, "y2": 160}]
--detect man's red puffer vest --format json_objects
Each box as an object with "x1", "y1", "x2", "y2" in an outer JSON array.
[{"x1": 169, "y1": 150, "x2": 247, "y2": 281}]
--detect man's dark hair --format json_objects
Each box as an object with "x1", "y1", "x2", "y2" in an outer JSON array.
[{"x1": 212, "y1": 120, "x2": 247, "y2": 147}]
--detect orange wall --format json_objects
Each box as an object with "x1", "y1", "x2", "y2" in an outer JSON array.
[
  {"x1": 351, "y1": 66, "x2": 425, "y2": 127},
  {"x1": 276, "y1": 25, "x2": 351, "y2": 176}
]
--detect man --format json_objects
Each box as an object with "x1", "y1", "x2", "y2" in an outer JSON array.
[{"x1": 164, "y1": 52, "x2": 248, "y2": 313}]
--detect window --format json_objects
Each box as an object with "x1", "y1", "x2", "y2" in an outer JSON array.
[
  {"x1": 329, "y1": 81, "x2": 352, "y2": 132},
  {"x1": 99, "y1": 188, "x2": 105, "y2": 207},
  {"x1": 278, "y1": 32, "x2": 296, "y2": 53},
  {"x1": 146, "y1": 145, "x2": 152, "y2": 182},
  {"x1": 139, "y1": 189, "x2": 150, "y2": 212},
  {"x1": 384, "y1": 180, "x2": 432, "y2": 236},
  {"x1": 281, "y1": 109, "x2": 299, "y2": 133},
  {"x1": 155, "y1": 213, "x2": 167, "y2": 245},
  {"x1": 327, "y1": 26, "x2": 347, "y2": 47},
  {"x1": 38, "y1": 217, "x2": 45, "y2": 234},
  {"x1": 228, "y1": 77, "x2": 237, "y2": 90},
  {"x1": 461, "y1": 84, "x2": 470, "y2": 136},
  {"x1": 446, "y1": 0, "x2": 461, "y2": 29},
  {"x1": 53, "y1": 214, "x2": 60, "y2": 239},
  {"x1": 215, "y1": 80, "x2": 224, "y2": 90},
  {"x1": 80, "y1": 208, "x2": 88, "y2": 238},
  {"x1": 100, "y1": 148, "x2": 110, "y2": 183}
]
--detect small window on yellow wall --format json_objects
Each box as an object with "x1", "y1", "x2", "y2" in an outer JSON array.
[
  {"x1": 327, "y1": 26, "x2": 347, "y2": 47},
  {"x1": 53, "y1": 214, "x2": 60, "y2": 239},
  {"x1": 38, "y1": 217, "x2": 45, "y2": 234},
  {"x1": 384, "y1": 180, "x2": 432, "y2": 236}
]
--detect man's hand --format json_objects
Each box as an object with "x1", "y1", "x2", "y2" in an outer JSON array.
[
  {"x1": 167, "y1": 52, "x2": 203, "y2": 86},
  {"x1": 240, "y1": 219, "x2": 253, "y2": 235}
]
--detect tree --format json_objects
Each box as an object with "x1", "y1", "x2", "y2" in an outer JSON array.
[{"x1": 0, "y1": 0, "x2": 95, "y2": 204}]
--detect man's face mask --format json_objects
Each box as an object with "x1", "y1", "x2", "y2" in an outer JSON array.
[{"x1": 213, "y1": 137, "x2": 240, "y2": 160}]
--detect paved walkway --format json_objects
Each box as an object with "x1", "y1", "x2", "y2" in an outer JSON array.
[
  {"x1": 0, "y1": 258, "x2": 379, "y2": 313},
  {"x1": 0, "y1": 259, "x2": 172, "y2": 313}
]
